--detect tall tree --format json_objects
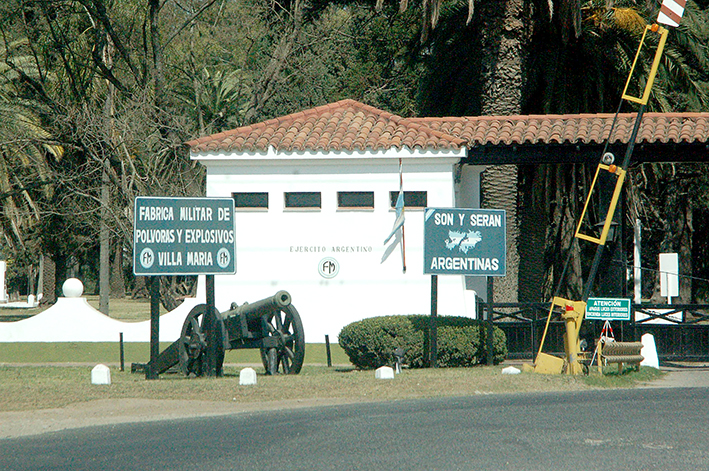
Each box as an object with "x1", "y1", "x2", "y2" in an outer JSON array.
[{"x1": 0, "y1": 0, "x2": 216, "y2": 305}]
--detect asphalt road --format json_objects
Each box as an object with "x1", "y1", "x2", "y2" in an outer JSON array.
[{"x1": 2, "y1": 387, "x2": 708, "y2": 470}]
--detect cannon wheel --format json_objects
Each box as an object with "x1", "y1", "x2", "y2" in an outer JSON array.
[
  {"x1": 178, "y1": 304, "x2": 224, "y2": 377},
  {"x1": 260, "y1": 304, "x2": 305, "y2": 375}
]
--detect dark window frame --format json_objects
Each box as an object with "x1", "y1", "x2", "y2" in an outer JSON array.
[
  {"x1": 284, "y1": 191, "x2": 322, "y2": 209},
  {"x1": 337, "y1": 191, "x2": 375, "y2": 209},
  {"x1": 232, "y1": 192, "x2": 269, "y2": 210},
  {"x1": 389, "y1": 190, "x2": 427, "y2": 209}
]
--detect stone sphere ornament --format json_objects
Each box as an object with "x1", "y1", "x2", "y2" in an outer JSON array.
[{"x1": 62, "y1": 278, "x2": 84, "y2": 298}]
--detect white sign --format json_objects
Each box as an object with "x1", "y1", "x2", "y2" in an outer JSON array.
[{"x1": 659, "y1": 253, "x2": 679, "y2": 302}]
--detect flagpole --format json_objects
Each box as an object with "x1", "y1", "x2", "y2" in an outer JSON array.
[
  {"x1": 401, "y1": 226, "x2": 407, "y2": 273},
  {"x1": 399, "y1": 158, "x2": 406, "y2": 273}
]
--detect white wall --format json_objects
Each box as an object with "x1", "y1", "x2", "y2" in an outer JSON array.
[{"x1": 195, "y1": 148, "x2": 481, "y2": 342}]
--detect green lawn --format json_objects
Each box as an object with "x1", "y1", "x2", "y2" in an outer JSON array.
[
  {"x1": 0, "y1": 294, "x2": 350, "y2": 366},
  {"x1": 0, "y1": 342, "x2": 351, "y2": 366}
]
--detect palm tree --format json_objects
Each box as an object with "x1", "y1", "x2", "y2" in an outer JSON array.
[
  {"x1": 364, "y1": 0, "x2": 708, "y2": 302},
  {"x1": 0, "y1": 39, "x2": 63, "y2": 300},
  {"x1": 0, "y1": 40, "x2": 62, "y2": 249}
]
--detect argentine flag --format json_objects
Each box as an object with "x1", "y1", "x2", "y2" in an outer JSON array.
[{"x1": 383, "y1": 190, "x2": 405, "y2": 245}]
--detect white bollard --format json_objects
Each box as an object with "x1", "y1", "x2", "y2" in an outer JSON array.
[
  {"x1": 375, "y1": 366, "x2": 395, "y2": 380},
  {"x1": 239, "y1": 367, "x2": 257, "y2": 385},
  {"x1": 641, "y1": 333, "x2": 660, "y2": 369},
  {"x1": 91, "y1": 364, "x2": 111, "y2": 385}
]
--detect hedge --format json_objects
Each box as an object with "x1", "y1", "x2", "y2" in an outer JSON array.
[{"x1": 338, "y1": 315, "x2": 507, "y2": 369}]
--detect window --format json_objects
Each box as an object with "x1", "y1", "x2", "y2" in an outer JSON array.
[
  {"x1": 285, "y1": 192, "x2": 321, "y2": 209},
  {"x1": 338, "y1": 191, "x2": 374, "y2": 209},
  {"x1": 232, "y1": 192, "x2": 268, "y2": 209},
  {"x1": 389, "y1": 191, "x2": 427, "y2": 208}
]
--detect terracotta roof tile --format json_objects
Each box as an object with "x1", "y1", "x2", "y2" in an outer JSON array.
[
  {"x1": 186, "y1": 99, "x2": 466, "y2": 153},
  {"x1": 416, "y1": 113, "x2": 709, "y2": 146},
  {"x1": 187, "y1": 101, "x2": 709, "y2": 154}
]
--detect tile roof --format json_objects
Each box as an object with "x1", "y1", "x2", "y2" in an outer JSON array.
[
  {"x1": 415, "y1": 113, "x2": 709, "y2": 146},
  {"x1": 186, "y1": 100, "x2": 709, "y2": 154},
  {"x1": 185, "y1": 99, "x2": 466, "y2": 153}
]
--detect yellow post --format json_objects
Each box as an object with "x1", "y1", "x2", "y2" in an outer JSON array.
[
  {"x1": 533, "y1": 297, "x2": 586, "y2": 375},
  {"x1": 562, "y1": 300, "x2": 586, "y2": 375}
]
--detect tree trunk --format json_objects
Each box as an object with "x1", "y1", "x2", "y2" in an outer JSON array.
[
  {"x1": 40, "y1": 255, "x2": 56, "y2": 305},
  {"x1": 476, "y1": 0, "x2": 528, "y2": 302},
  {"x1": 149, "y1": 0, "x2": 166, "y2": 110},
  {"x1": 110, "y1": 241, "x2": 126, "y2": 298},
  {"x1": 481, "y1": 165, "x2": 520, "y2": 302},
  {"x1": 100, "y1": 31, "x2": 115, "y2": 314},
  {"x1": 99, "y1": 165, "x2": 110, "y2": 314},
  {"x1": 518, "y1": 164, "x2": 548, "y2": 302},
  {"x1": 132, "y1": 275, "x2": 149, "y2": 299}
]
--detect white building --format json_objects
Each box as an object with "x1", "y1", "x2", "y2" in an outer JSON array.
[
  {"x1": 187, "y1": 100, "x2": 487, "y2": 342},
  {"x1": 186, "y1": 100, "x2": 709, "y2": 343}
]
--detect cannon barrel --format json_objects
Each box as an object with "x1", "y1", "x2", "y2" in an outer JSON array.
[{"x1": 221, "y1": 290, "x2": 292, "y2": 321}]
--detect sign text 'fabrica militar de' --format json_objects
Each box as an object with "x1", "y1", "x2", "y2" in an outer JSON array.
[
  {"x1": 423, "y1": 208, "x2": 506, "y2": 276},
  {"x1": 133, "y1": 197, "x2": 236, "y2": 276}
]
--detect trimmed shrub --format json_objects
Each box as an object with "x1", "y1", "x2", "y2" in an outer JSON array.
[
  {"x1": 338, "y1": 316, "x2": 421, "y2": 370},
  {"x1": 436, "y1": 326, "x2": 480, "y2": 367},
  {"x1": 338, "y1": 315, "x2": 507, "y2": 369}
]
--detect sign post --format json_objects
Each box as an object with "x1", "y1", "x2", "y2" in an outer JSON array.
[
  {"x1": 423, "y1": 208, "x2": 506, "y2": 366},
  {"x1": 134, "y1": 197, "x2": 236, "y2": 379}
]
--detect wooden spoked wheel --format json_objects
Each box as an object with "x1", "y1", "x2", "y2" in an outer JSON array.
[
  {"x1": 259, "y1": 304, "x2": 305, "y2": 375},
  {"x1": 178, "y1": 304, "x2": 224, "y2": 377}
]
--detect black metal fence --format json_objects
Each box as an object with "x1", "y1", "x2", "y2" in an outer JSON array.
[{"x1": 489, "y1": 302, "x2": 709, "y2": 361}]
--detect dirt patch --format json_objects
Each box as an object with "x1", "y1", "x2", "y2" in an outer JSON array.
[
  {"x1": 640, "y1": 365, "x2": 709, "y2": 389},
  {"x1": 0, "y1": 397, "x2": 361, "y2": 439}
]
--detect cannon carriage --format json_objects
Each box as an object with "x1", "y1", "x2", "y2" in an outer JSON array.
[{"x1": 138, "y1": 290, "x2": 305, "y2": 377}]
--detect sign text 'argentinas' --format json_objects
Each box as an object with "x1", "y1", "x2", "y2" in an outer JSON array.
[
  {"x1": 424, "y1": 208, "x2": 506, "y2": 276},
  {"x1": 133, "y1": 197, "x2": 236, "y2": 275}
]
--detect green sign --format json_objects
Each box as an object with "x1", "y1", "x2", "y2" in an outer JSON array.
[
  {"x1": 586, "y1": 298, "x2": 631, "y2": 321},
  {"x1": 423, "y1": 208, "x2": 506, "y2": 276},
  {"x1": 133, "y1": 197, "x2": 236, "y2": 275}
]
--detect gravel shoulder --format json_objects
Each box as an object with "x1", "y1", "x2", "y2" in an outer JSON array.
[
  {"x1": 639, "y1": 364, "x2": 709, "y2": 388},
  {"x1": 3, "y1": 365, "x2": 709, "y2": 440},
  {"x1": 0, "y1": 397, "x2": 360, "y2": 440}
]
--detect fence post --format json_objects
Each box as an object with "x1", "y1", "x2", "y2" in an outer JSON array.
[
  {"x1": 486, "y1": 276, "x2": 494, "y2": 366},
  {"x1": 325, "y1": 335, "x2": 332, "y2": 368},
  {"x1": 531, "y1": 308, "x2": 536, "y2": 362},
  {"x1": 119, "y1": 332, "x2": 125, "y2": 372}
]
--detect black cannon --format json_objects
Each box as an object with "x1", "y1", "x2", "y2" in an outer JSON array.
[{"x1": 137, "y1": 290, "x2": 305, "y2": 377}]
